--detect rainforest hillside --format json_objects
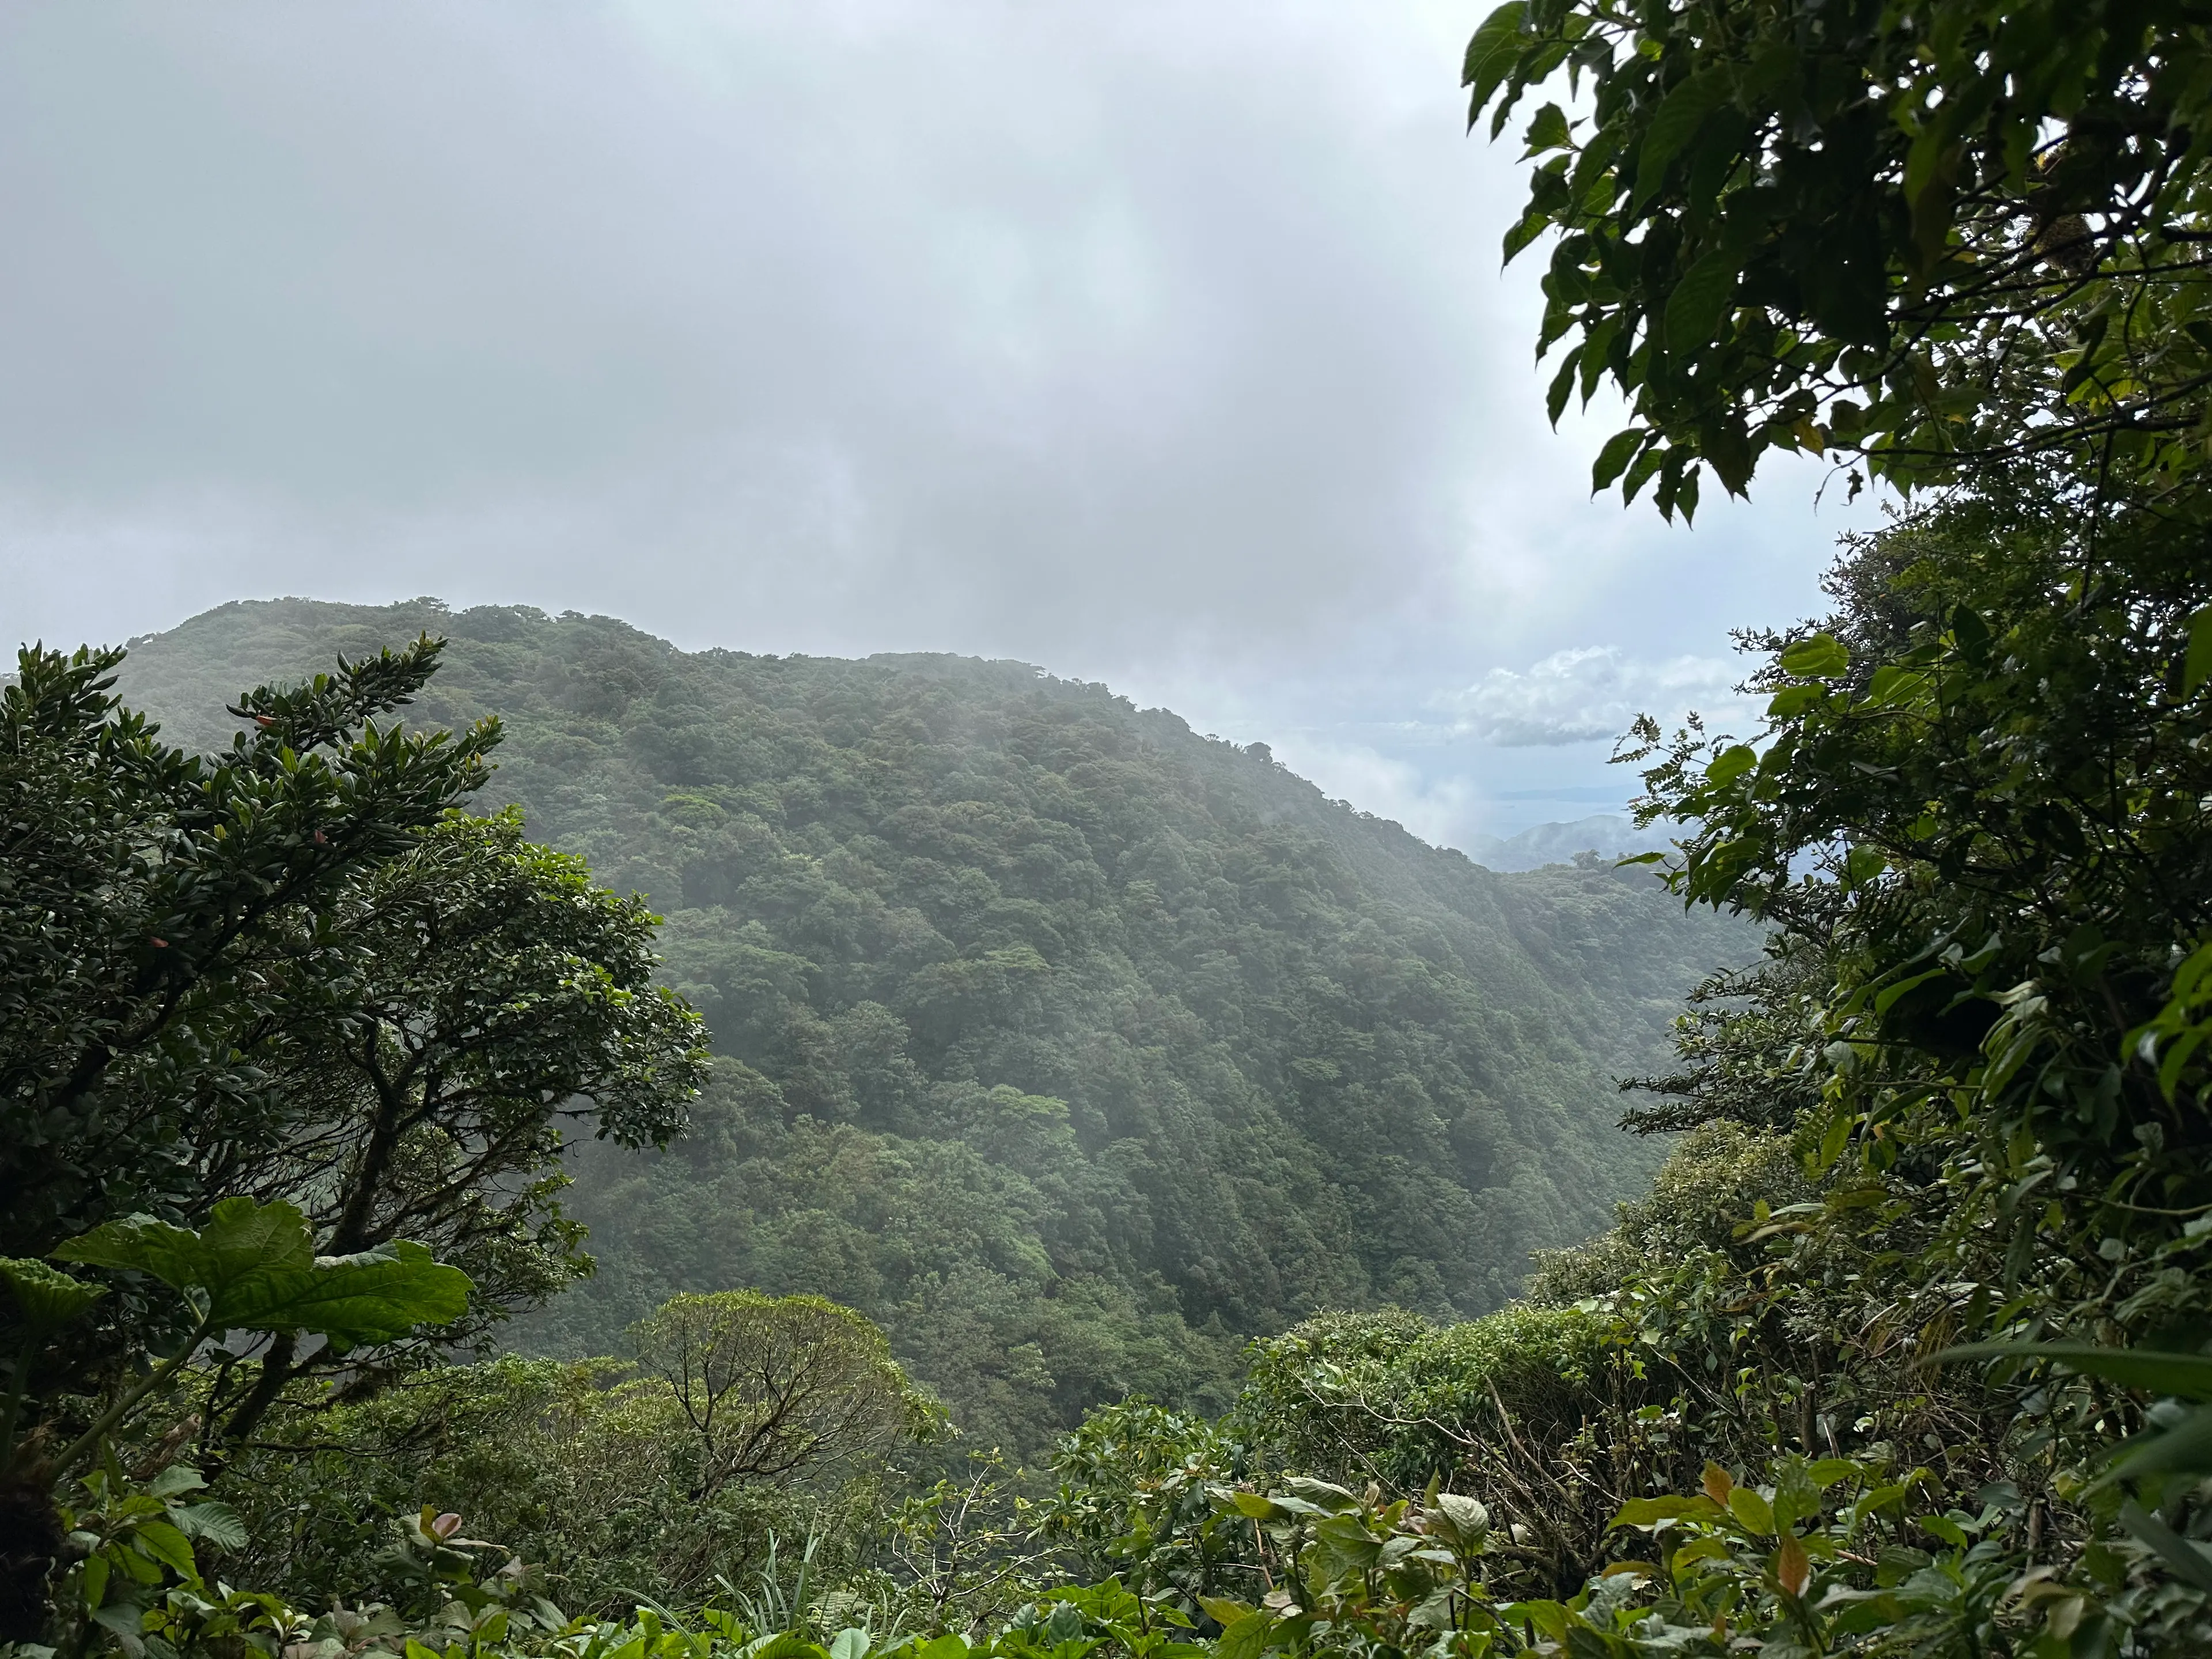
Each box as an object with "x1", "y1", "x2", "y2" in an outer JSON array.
[{"x1": 118, "y1": 597, "x2": 1753, "y2": 1455}]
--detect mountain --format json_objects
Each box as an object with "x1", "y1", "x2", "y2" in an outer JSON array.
[
  {"x1": 116, "y1": 597, "x2": 1754, "y2": 1458},
  {"x1": 1466, "y1": 815, "x2": 1671, "y2": 873}
]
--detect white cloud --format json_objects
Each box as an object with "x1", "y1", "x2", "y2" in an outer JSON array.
[
  {"x1": 1445, "y1": 646, "x2": 1756, "y2": 748},
  {"x1": 1262, "y1": 736, "x2": 1486, "y2": 850}
]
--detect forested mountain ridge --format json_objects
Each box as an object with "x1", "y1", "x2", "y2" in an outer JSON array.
[{"x1": 118, "y1": 596, "x2": 1752, "y2": 1454}]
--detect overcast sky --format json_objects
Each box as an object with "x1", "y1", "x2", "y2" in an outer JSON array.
[{"x1": 0, "y1": 1, "x2": 1874, "y2": 844}]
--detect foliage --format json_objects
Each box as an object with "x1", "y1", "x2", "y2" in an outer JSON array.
[
  {"x1": 116, "y1": 601, "x2": 1753, "y2": 1460},
  {"x1": 1524, "y1": 1121, "x2": 1809, "y2": 1302},
  {"x1": 0, "y1": 638, "x2": 493, "y2": 1267},
  {"x1": 1046, "y1": 1404, "x2": 1252, "y2": 1613},
  {"x1": 1467, "y1": 0, "x2": 2212, "y2": 512},
  {"x1": 9, "y1": 1199, "x2": 469, "y2": 1485},
  {"x1": 1233, "y1": 1309, "x2": 1609, "y2": 1508},
  {"x1": 199, "y1": 1294, "x2": 940, "y2": 1622},
  {"x1": 1615, "y1": 937, "x2": 1832, "y2": 1135},
  {"x1": 1, "y1": 641, "x2": 707, "y2": 1469},
  {"x1": 628, "y1": 1292, "x2": 944, "y2": 1496},
  {"x1": 174, "y1": 809, "x2": 706, "y2": 1445}
]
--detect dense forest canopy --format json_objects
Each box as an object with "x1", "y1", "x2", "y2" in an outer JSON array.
[{"x1": 115, "y1": 599, "x2": 1752, "y2": 1455}]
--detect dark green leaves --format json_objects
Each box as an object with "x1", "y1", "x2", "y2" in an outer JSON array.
[
  {"x1": 1465, "y1": 0, "x2": 2212, "y2": 507},
  {"x1": 2186, "y1": 603, "x2": 2212, "y2": 694},
  {"x1": 1634, "y1": 73, "x2": 1728, "y2": 206},
  {"x1": 1, "y1": 634, "x2": 497, "y2": 1262},
  {"x1": 1663, "y1": 254, "x2": 1737, "y2": 355},
  {"x1": 1937, "y1": 1341, "x2": 2212, "y2": 1402},
  {"x1": 1461, "y1": 3, "x2": 1527, "y2": 130},
  {"x1": 1591, "y1": 427, "x2": 1647, "y2": 493},
  {"x1": 56, "y1": 1198, "x2": 470, "y2": 1348}
]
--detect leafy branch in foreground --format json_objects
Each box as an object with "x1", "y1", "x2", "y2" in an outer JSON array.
[
  {"x1": 1466, "y1": 0, "x2": 2212, "y2": 514},
  {"x1": 5, "y1": 1198, "x2": 470, "y2": 1485},
  {"x1": 1, "y1": 637, "x2": 496, "y2": 1262}
]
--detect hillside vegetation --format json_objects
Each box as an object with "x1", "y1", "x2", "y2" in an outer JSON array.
[{"x1": 119, "y1": 600, "x2": 1750, "y2": 1453}]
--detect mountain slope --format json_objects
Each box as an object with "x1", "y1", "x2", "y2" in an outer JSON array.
[
  {"x1": 1466, "y1": 815, "x2": 1670, "y2": 872},
  {"x1": 118, "y1": 597, "x2": 1753, "y2": 1456}
]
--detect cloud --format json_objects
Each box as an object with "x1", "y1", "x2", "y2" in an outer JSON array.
[
  {"x1": 1445, "y1": 646, "x2": 1755, "y2": 748},
  {"x1": 1262, "y1": 736, "x2": 1486, "y2": 851},
  {"x1": 0, "y1": 0, "x2": 1873, "y2": 841}
]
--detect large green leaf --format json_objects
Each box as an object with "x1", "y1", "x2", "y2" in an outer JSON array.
[
  {"x1": 55, "y1": 1198, "x2": 469, "y2": 1346},
  {"x1": 1778, "y1": 633, "x2": 1850, "y2": 680},
  {"x1": 229, "y1": 1241, "x2": 471, "y2": 1348},
  {"x1": 1664, "y1": 253, "x2": 1737, "y2": 353},
  {"x1": 1634, "y1": 72, "x2": 1728, "y2": 205},
  {"x1": 1937, "y1": 1342, "x2": 2212, "y2": 1402},
  {"x1": 56, "y1": 1196, "x2": 312, "y2": 1317},
  {"x1": 0, "y1": 1255, "x2": 107, "y2": 1334},
  {"x1": 2109, "y1": 1406, "x2": 2212, "y2": 1482}
]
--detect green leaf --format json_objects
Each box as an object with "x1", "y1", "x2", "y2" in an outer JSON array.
[
  {"x1": 228, "y1": 1241, "x2": 470, "y2": 1348},
  {"x1": 1635, "y1": 73, "x2": 1728, "y2": 203},
  {"x1": 1663, "y1": 252, "x2": 1736, "y2": 352},
  {"x1": 1778, "y1": 633, "x2": 1850, "y2": 679},
  {"x1": 1523, "y1": 102, "x2": 1570, "y2": 157},
  {"x1": 174, "y1": 1503, "x2": 248, "y2": 1552},
  {"x1": 92, "y1": 1599, "x2": 148, "y2": 1654},
  {"x1": 1196, "y1": 1597, "x2": 1255, "y2": 1630},
  {"x1": 2119, "y1": 1501, "x2": 2212, "y2": 1592},
  {"x1": 1591, "y1": 427, "x2": 1647, "y2": 493},
  {"x1": 1706, "y1": 745, "x2": 1758, "y2": 789},
  {"x1": 1461, "y1": 3, "x2": 1529, "y2": 120},
  {"x1": 131, "y1": 1520, "x2": 200, "y2": 1583},
  {"x1": 1727, "y1": 1487, "x2": 1775, "y2": 1535},
  {"x1": 1502, "y1": 207, "x2": 1552, "y2": 264},
  {"x1": 56, "y1": 1198, "x2": 469, "y2": 1345},
  {"x1": 146, "y1": 1467, "x2": 205, "y2": 1499},
  {"x1": 1214, "y1": 1612, "x2": 1272, "y2": 1659},
  {"x1": 0, "y1": 1256, "x2": 107, "y2": 1335},
  {"x1": 1546, "y1": 347, "x2": 1582, "y2": 426},
  {"x1": 58, "y1": 1197, "x2": 313, "y2": 1312},
  {"x1": 2186, "y1": 604, "x2": 2212, "y2": 694},
  {"x1": 741, "y1": 1636, "x2": 825, "y2": 1659},
  {"x1": 1873, "y1": 968, "x2": 1945, "y2": 1016},
  {"x1": 1611, "y1": 1494, "x2": 1721, "y2": 1528},
  {"x1": 1934, "y1": 1342, "x2": 2212, "y2": 1402},
  {"x1": 2109, "y1": 1403, "x2": 2212, "y2": 1481}
]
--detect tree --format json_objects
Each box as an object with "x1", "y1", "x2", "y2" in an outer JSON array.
[
  {"x1": 194, "y1": 812, "x2": 709, "y2": 1448},
  {"x1": 1465, "y1": 2, "x2": 2212, "y2": 1629},
  {"x1": 626, "y1": 1291, "x2": 940, "y2": 1499},
  {"x1": 1466, "y1": 0, "x2": 2212, "y2": 512},
  {"x1": 0, "y1": 639, "x2": 707, "y2": 1457},
  {"x1": 1, "y1": 638, "x2": 495, "y2": 1259}
]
